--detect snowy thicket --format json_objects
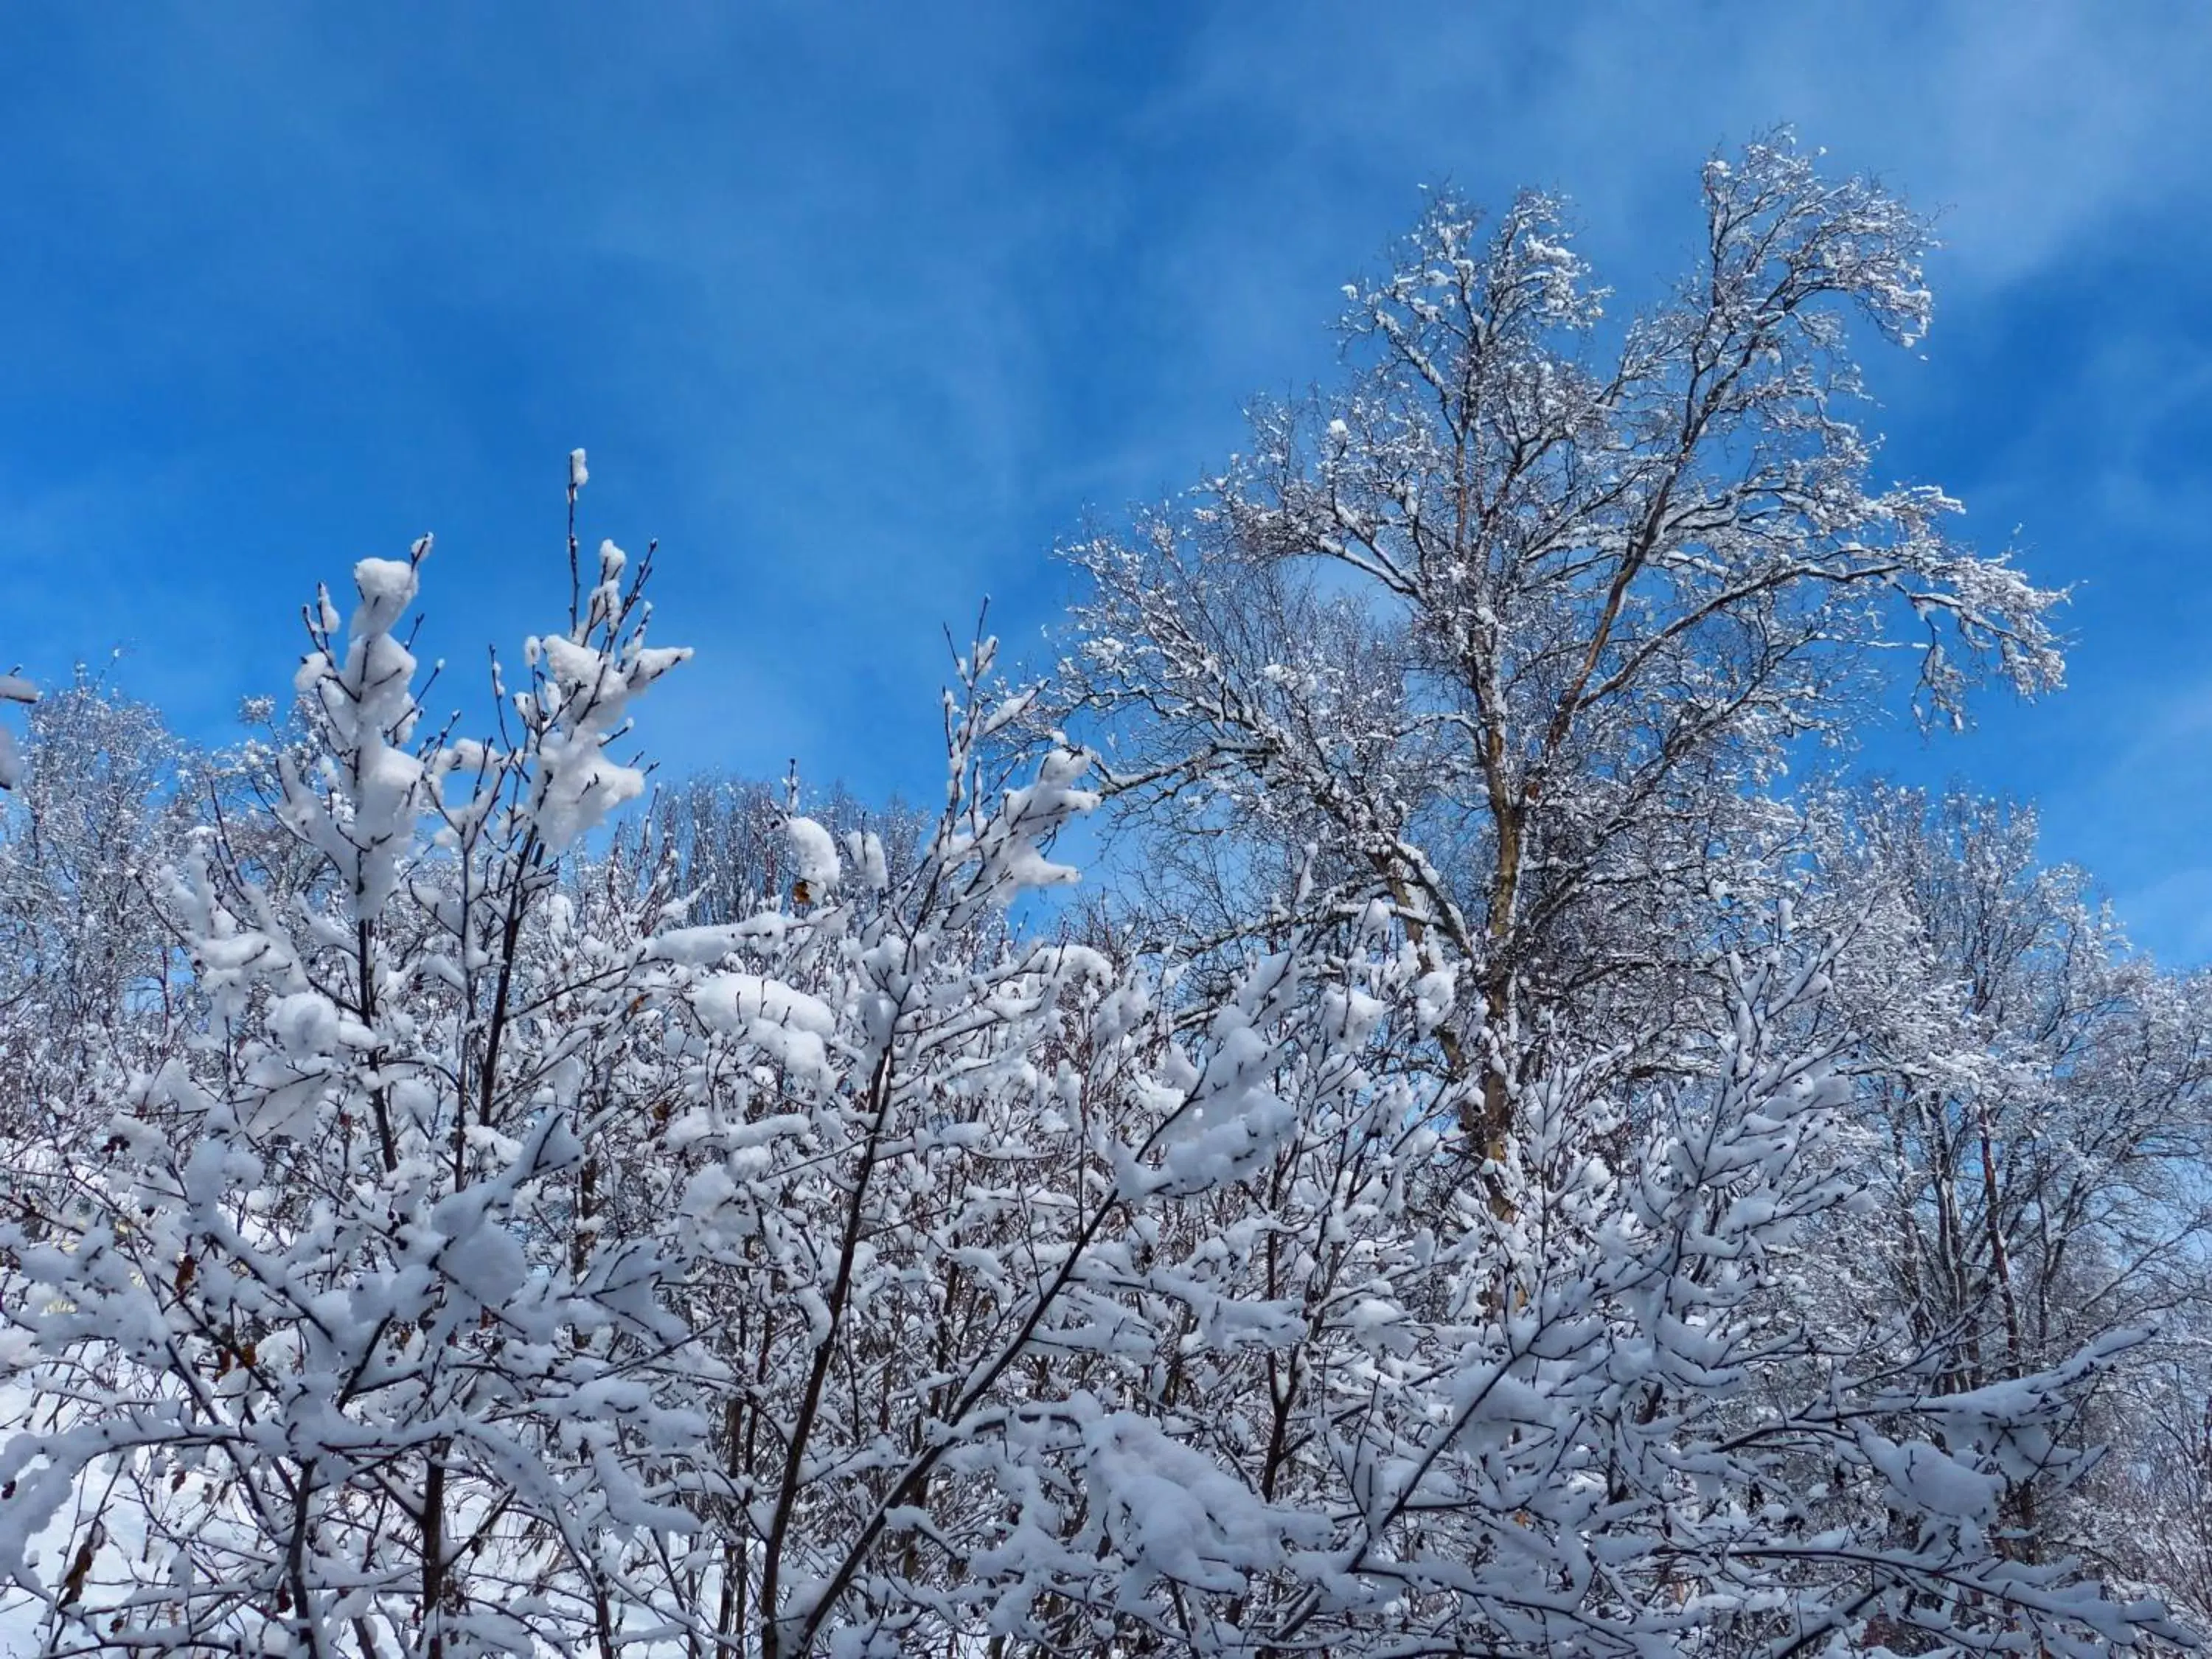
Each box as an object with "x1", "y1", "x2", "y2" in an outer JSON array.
[{"x1": 0, "y1": 138, "x2": 2206, "y2": 1658}]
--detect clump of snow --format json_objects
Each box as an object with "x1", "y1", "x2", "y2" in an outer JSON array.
[{"x1": 787, "y1": 816, "x2": 841, "y2": 893}]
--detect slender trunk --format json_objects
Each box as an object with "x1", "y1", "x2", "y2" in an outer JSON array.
[
  {"x1": 571, "y1": 1155, "x2": 598, "y2": 1280},
  {"x1": 760, "y1": 1048, "x2": 899, "y2": 1659},
  {"x1": 1476, "y1": 800, "x2": 1523, "y2": 1220},
  {"x1": 421, "y1": 1445, "x2": 448, "y2": 1659},
  {"x1": 358, "y1": 919, "x2": 397, "y2": 1173},
  {"x1": 285, "y1": 1459, "x2": 330, "y2": 1659},
  {"x1": 1975, "y1": 1101, "x2": 2038, "y2": 1556},
  {"x1": 1975, "y1": 1107, "x2": 2028, "y2": 1375},
  {"x1": 470, "y1": 864, "x2": 534, "y2": 1180},
  {"x1": 594, "y1": 1579, "x2": 618, "y2": 1659}
]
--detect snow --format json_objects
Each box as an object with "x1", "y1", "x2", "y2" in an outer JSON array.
[
  {"x1": 689, "y1": 971, "x2": 839, "y2": 1089},
  {"x1": 786, "y1": 815, "x2": 841, "y2": 891}
]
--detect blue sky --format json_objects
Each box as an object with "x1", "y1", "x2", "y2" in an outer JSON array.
[{"x1": 4, "y1": 3, "x2": 2211, "y2": 956}]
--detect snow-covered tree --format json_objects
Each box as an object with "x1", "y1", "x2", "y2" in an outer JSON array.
[
  {"x1": 1059, "y1": 135, "x2": 2065, "y2": 1178},
  {"x1": 1797, "y1": 785, "x2": 2212, "y2": 1590},
  {"x1": 612, "y1": 770, "x2": 929, "y2": 930},
  {"x1": 0, "y1": 490, "x2": 709, "y2": 1658},
  {"x1": 0, "y1": 672, "x2": 196, "y2": 1181}
]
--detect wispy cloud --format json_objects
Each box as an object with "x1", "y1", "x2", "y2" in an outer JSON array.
[{"x1": 1, "y1": 1, "x2": 2206, "y2": 945}]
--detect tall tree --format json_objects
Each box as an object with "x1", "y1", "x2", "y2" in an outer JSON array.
[{"x1": 1061, "y1": 136, "x2": 2064, "y2": 1171}]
